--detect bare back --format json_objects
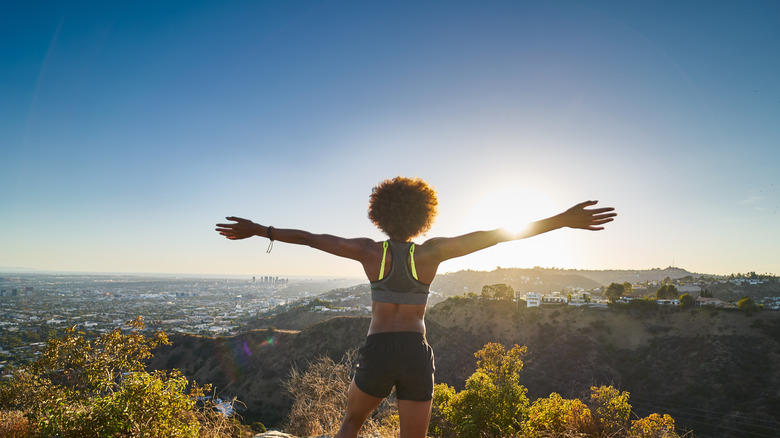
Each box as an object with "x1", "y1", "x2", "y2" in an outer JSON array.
[{"x1": 368, "y1": 301, "x2": 426, "y2": 334}]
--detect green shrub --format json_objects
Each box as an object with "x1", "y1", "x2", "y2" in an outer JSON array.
[
  {"x1": 629, "y1": 412, "x2": 678, "y2": 438},
  {"x1": 250, "y1": 421, "x2": 267, "y2": 433},
  {"x1": 429, "y1": 344, "x2": 681, "y2": 438},
  {"x1": 0, "y1": 317, "x2": 242, "y2": 438},
  {"x1": 589, "y1": 385, "x2": 632, "y2": 435},
  {"x1": 430, "y1": 343, "x2": 529, "y2": 438},
  {"x1": 523, "y1": 392, "x2": 590, "y2": 436}
]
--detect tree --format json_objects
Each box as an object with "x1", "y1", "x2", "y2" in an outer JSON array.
[
  {"x1": 606, "y1": 283, "x2": 625, "y2": 303},
  {"x1": 622, "y1": 282, "x2": 634, "y2": 297},
  {"x1": 481, "y1": 284, "x2": 515, "y2": 301},
  {"x1": 431, "y1": 343, "x2": 529, "y2": 437},
  {"x1": 493, "y1": 284, "x2": 514, "y2": 301},
  {"x1": 656, "y1": 284, "x2": 679, "y2": 300},
  {"x1": 737, "y1": 296, "x2": 757, "y2": 312},
  {"x1": 679, "y1": 293, "x2": 695, "y2": 308}
]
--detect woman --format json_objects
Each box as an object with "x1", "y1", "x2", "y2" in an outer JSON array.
[{"x1": 215, "y1": 176, "x2": 616, "y2": 438}]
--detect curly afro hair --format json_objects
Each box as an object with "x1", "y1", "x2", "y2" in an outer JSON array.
[{"x1": 368, "y1": 176, "x2": 438, "y2": 242}]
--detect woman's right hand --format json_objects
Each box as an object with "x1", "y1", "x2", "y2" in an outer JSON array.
[
  {"x1": 215, "y1": 216, "x2": 264, "y2": 240},
  {"x1": 560, "y1": 201, "x2": 616, "y2": 231}
]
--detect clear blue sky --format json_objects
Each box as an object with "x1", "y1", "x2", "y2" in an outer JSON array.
[{"x1": 2, "y1": 0, "x2": 778, "y2": 278}]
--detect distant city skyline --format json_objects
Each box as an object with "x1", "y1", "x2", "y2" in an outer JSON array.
[{"x1": 2, "y1": 1, "x2": 778, "y2": 277}]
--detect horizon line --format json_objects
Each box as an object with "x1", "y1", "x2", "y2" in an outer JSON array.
[{"x1": 1, "y1": 266, "x2": 765, "y2": 279}]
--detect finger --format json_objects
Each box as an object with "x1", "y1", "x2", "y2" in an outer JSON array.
[
  {"x1": 584, "y1": 209, "x2": 616, "y2": 218},
  {"x1": 575, "y1": 200, "x2": 599, "y2": 209},
  {"x1": 587, "y1": 221, "x2": 612, "y2": 230},
  {"x1": 587, "y1": 207, "x2": 615, "y2": 214},
  {"x1": 586, "y1": 218, "x2": 615, "y2": 229},
  {"x1": 591, "y1": 218, "x2": 614, "y2": 226}
]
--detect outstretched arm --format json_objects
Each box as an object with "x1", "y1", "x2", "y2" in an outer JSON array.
[
  {"x1": 215, "y1": 217, "x2": 375, "y2": 262},
  {"x1": 421, "y1": 201, "x2": 616, "y2": 263},
  {"x1": 517, "y1": 200, "x2": 616, "y2": 237}
]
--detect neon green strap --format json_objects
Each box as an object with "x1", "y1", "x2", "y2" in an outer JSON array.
[
  {"x1": 409, "y1": 243, "x2": 418, "y2": 280},
  {"x1": 378, "y1": 241, "x2": 389, "y2": 280}
]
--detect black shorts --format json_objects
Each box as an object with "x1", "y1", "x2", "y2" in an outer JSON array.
[{"x1": 354, "y1": 331, "x2": 435, "y2": 401}]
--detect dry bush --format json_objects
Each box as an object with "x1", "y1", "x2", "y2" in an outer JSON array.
[
  {"x1": 283, "y1": 351, "x2": 398, "y2": 437},
  {"x1": 0, "y1": 410, "x2": 33, "y2": 438},
  {"x1": 196, "y1": 398, "x2": 246, "y2": 438}
]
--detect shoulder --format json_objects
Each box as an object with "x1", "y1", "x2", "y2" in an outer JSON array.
[
  {"x1": 343, "y1": 237, "x2": 384, "y2": 254},
  {"x1": 316, "y1": 236, "x2": 383, "y2": 263},
  {"x1": 416, "y1": 236, "x2": 451, "y2": 252},
  {"x1": 412, "y1": 237, "x2": 450, "y2": 262}
]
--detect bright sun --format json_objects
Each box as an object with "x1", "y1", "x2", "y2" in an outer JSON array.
[
  {"x1": 463, "y1": 185, "x2": 555, "y2": 233},
  {"x1": 450, "y1": 184, "x2": 573, "y2": 271}
]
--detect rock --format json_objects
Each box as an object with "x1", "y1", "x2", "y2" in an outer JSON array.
[
  {"x1": 254, "y1": 431, "x2": 297, "y2": 438},
  {"x1": 252, "y1": 433, "x2": 378, "y2": 438}
]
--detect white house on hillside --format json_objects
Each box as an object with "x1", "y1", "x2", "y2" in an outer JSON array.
[
  {"x1": 568, "y1": 292, "x2": 591, "y2": 307},
  {"x1": 695, "y1": 297, "x2": 727, "y2": 308},
  {"x1": 542, "y1": 296, "x2": 567, "y2": 305}
]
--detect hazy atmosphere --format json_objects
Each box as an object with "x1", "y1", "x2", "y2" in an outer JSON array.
[{"x1": 2, "y1": 0, "x2": 778, "y2": 277}]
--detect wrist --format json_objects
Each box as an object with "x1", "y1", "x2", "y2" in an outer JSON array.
[
  {"x1": 556, "y1": 212, "x2": 570, "y2": 228},
  {"x1": 265, "y1": 225, "x2": 275, "y2": 253}
]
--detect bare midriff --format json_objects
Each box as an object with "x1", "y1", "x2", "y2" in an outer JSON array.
[{"x1": 368, "y1": 301, "x2": 427, "y2": 335}]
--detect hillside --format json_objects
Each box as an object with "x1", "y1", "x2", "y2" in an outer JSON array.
[
  {"x1": 426, "y1": 299, "x2": 780, "y2": 438},
  {"x1": 150, "y1": 299, "x2": 780, "y2": 437},
  {"x1": 430, "y1": 267, "x2": 708, "y2": 297},
  {"x1": 148, "y1": 316, "x2": 371, "y2": 426},
  {"x1": 431, "y1": 267, "x2": 603, "y2": 297}
]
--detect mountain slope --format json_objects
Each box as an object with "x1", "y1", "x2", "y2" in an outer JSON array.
[{"x1": 150, "y1": 300, "x2": 780, "y2": 437}]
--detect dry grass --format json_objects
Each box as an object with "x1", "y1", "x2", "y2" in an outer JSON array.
[
  {"x1": 282, "y1": 351, "x2": 399, "y2": 438},
  {"x1": 195, "y1": 393, "x2": 249, "y2": 438},
  {"x1": 0, "y1": 410, "x2": 33, "y2": 438}
]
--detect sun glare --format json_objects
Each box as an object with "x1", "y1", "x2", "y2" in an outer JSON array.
[
  {"x1": 453, "y1": 184, "x2": 573, "y2": 270},
  {"x1": 463, "y1": 185, "x2": 555, "y2": 233}
]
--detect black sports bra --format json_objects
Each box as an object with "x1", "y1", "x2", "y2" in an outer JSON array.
[{"x1": 370, "y1": 240, "x2": 430, "y2": 305}]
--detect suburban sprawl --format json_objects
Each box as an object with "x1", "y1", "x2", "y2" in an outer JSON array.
[{"x1": 1, "y1": 268, "x2": 778, "y2": 371}]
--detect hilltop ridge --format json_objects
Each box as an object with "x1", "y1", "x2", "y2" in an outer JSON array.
[
  {"x1": 431, "y1": 266, "x2": 704, "y2": 298},
  {"x1": 150, "y1": 297, "x2": 780, "y2": 437}
]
